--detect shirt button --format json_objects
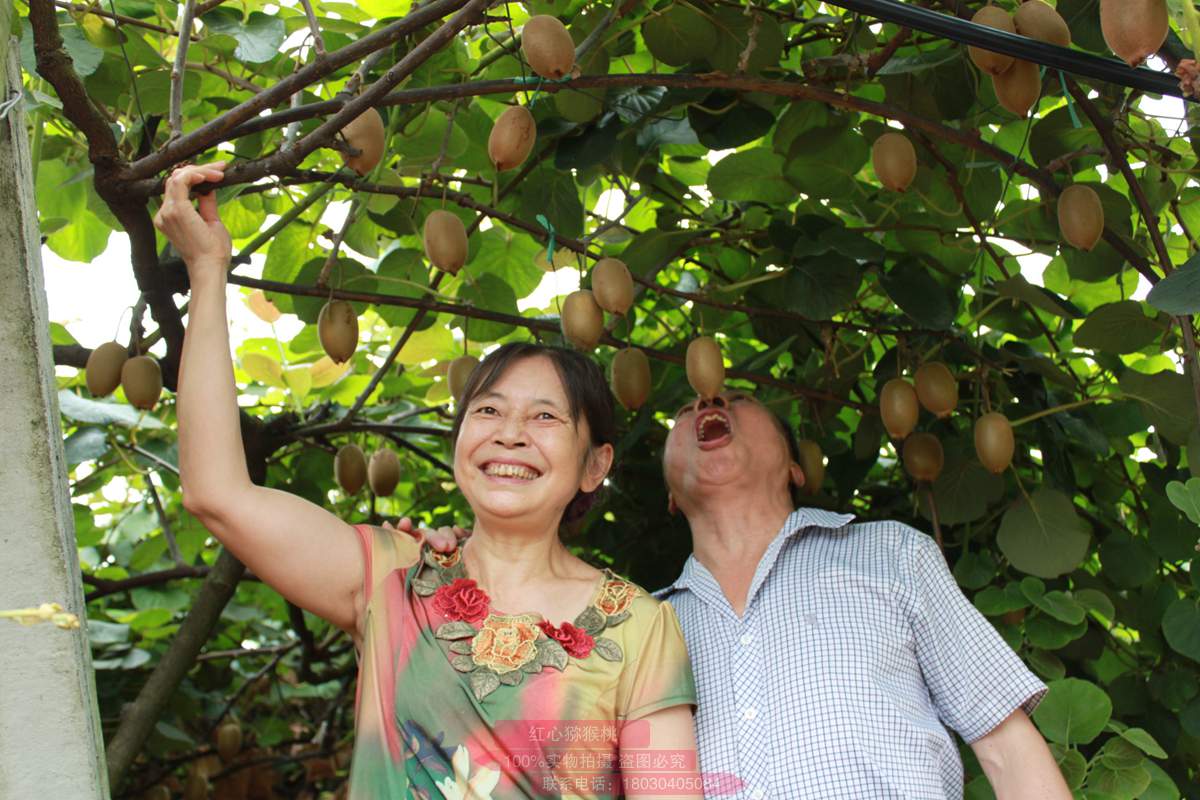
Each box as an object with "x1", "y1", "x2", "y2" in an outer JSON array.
[
  {"x1": 739, "y1": 633, "x2": 753, "y2": 646},
  {"x1": 743, "y1": 707, "x2": 758, "y2": 721},
  {"x1": 750, "y1": 789, "x2": 765, "y2": 800}
]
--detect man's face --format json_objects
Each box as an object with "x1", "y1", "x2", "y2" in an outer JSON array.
[{"x1": 662, "y1": 390, "x2": 797, "y2": 513}]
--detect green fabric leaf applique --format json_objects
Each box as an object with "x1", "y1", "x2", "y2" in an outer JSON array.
[
  {"x1": 470, "y1": 670, "x2": 501, "y2": 701},
  {"x1": 574, "y1": 606, "x2": 607, "y2": 635},
  {"x1": 436, "y1": 621, "x2": 477, "y2": 640},
  {"x1": 592, "y1": 637, "x2": 623, "y2": 662}
]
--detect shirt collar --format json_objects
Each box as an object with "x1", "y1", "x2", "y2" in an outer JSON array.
[{"x1": 665, "y1": 506, "x2": 856, "y2": 595}]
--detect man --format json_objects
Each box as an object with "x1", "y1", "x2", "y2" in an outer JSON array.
[{"x1": 417, "y1": 390, "x2": 1070, "y2": 799}]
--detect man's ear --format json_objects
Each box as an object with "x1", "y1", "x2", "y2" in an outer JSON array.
[
  {"x1": 789, "y1": 461, "x2": 806, "y2": 491},
  {"x1": 667, "y1": 493, "x2": 678, "y2": 515},
  {"x1": 581, "y1": 443, "x2": 615, "y2": 493}
]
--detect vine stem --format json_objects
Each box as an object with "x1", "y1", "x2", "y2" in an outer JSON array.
[{"x1": 1010, "y1": 397, "x2": 1099, "y2": 427}]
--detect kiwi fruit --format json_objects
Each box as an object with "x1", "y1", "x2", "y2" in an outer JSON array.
[
  {"x1": 914, "y1": 362, "x2": 958, "y2": 419},
  {"x1": 610, "y1": 347, "x2": 651, "y2": 410},
  {"x1": 447, "y1": 355, "x2": 479, "y2": 404},
  {"x1": 318, "y1": 300, "x2": 358, "y2": 365},
  {"x1": 85, "y1": 341, "x2": 128, "y2": 397},
  {"x1": 246, "y1": 289, "x2": 281, "y2": 323},
  {"x1": 902, "y1": 432, "x2": 945, "y2": 482},
  {"x1": 216, "y1": 722, "x2": 243, "y2": 763},
  {"x1": 1101, "y1": 0, "x2": 1168, "y2": 66},
  {"x1": 643, "y1": 3, "x2": 718, "y2": 66},
  {"x1": 522, "y1": 15, "x2": 575, "y2": 79},
  {"x1": 1057, "y1": 184, "x2": 1105, "y2": 251},
  {"x1": 335, "y1": 444, "x2": 367, "y2": 495},
  {"x1": 368, "y1": 448, "x2": 401, "y2": 496},
  {"x1": 992, "y1": 58, "x2": 1041, "y2": 116},
  {"x1": 796, "y1": 440, "x2": 825, "y2": 496},
  {"x1": 686, "y1": 336, "x2": 725, "y2": 399},
  {"x1": 183, "y1": 773, "x2": 209, "y2": 800},
  {"x1": 1014, "y1": 1, "x2": 1071, "y2": 47},
  {"x1": 968, "y1": 6, "x2": 1017, "y2": 76},
  {"x1": 422, "y1": 210, "x2": 468, "y2": 274},
  {"x1": 121, "y1": 355, "x2": 162, "y2": 411},
  {"x1": 871, "y1": 132, "x2": 917, "y2": 192},
  {"x1": 561, "y1": 290, "x2": 604, "y2": 350},
  {"x1": 340, "y1": 107, "x2": 385, "y2": 176},
  {"x1": 880, "y1": 378, "x2": 919, "y2": 440},
  {"x1": 487, "y1": 106, "x2": 536, "y2": 172},
  {"x1": 975, "y1": 411, "x2": 1016, "y2": 474},
  {"x1": 591, "y1": 258, "x2": 634, "y2": 315}
]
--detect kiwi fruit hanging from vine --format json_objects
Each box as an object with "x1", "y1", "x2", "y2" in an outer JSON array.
[
  {"x1": 121, "y1": 355, "x2": 162, "y2": 411},
  {"x1": 1101, "y1": 0, "x2": 1169, "y2": 66},
  {"x1": 1014, "y1": 0, "x2": 1071, "y2": 47},
  {"x1": 522, "y1": 15, "x2": 576, "y2": 79},
  {"x1": 423, "y1": 210, "x2": 469, "y2": 275},
  {"x1": 335, "y1": 444, "x2": 367, "y2": 495},
  {"x1": 488, "y1": 106, "x2": 537, "y2": 171},
  {"x1": 903, "y1": 432, "x2": 945, "y2": 482},
  {"x1": 992, "y1": 58, "x2": 1041, "y2": 116},
  {"x1": 686, "y1": 336, "x2": 725, "y2": 400},
  {"x1": 968, "y1": 5, "x2": 1017, "y2": 75},
  {"x1": 216, "y1": 722, "x2": 243, "y2": 764},
  {"x1": 880, "y1": 378, "x2": 919, "y2": 440},
  {"x1": 914, "y1": 362, "x2": 958, "y2": 419},
  {"x1": 610, "y1": 347, "x2": 651, "y2": 410},
  {"x1": 561, "y1": 290, "x2": 604, "y2": 350},
  {"x1": 1057, "y1": 184, "x2": 1105, "y2": 251},
  {"x1": 368, "y1": 448, "x2": 401, "y2": 496},
  {"x1": 872, "y1": 132, "x2": 917, "y2": 192},
  {"x1": 340, "y1": 107, "x2": 385, "y2": 176},
  {"x1": 591, "y1": 257, "x2": 634, "y2": 315},
  {"x1": 318, "y1": 300, "x2": 358, "y2": 365},
  {"x1": 975, "y1": 412, "x2": 1016, "y2": 474},
  {"x1": 447, "y1": 355, "x2": 479, "y2": 404},
  {"x1": 85, "y1": 341, "x2": 127, "y2": 397}
]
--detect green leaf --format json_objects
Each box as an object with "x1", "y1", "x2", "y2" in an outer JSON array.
[
  {"x1": 58, "y1": 390, "x2": 166, "y2": 429},
  {"x1": 63, "y1": 427, "x2": 110, "y2": 464},
  {"x1": 1147, "y1": 252, "x2": 1200, "y2": 315},
  {"x1": 708, "y1": 149, "x2": 795, "y2": 204},
  {"x1": 202, "y1": 10, "x2": 286, "y2": 64},
  {"x1": 435, "y1": 621, "x2": 477, "y2": 640},
  {"x1": 1088, "y1": 761, "x2": 1151, "y2": 798},
  {"x1": 1166, "y1": 478, "x2": 1200, "y2": 526},
  {"x1": 1033, "y1": 591, "x2": 1087, "y2": 625},
  {"x1": 1073, "y1": 301, "x2": 1165, "y2": 354},
  {"x1": 1119, "y1": 369, "x2": 1198, "y2": 446},
  {"x1": 473, "y1": 227, "x2": 544, "y2": 300},
  {"x1": 642, "y1": 3, "x2": 717, "y2": 66},
  {"x1": 880, "y1": 259, "x2": 957, "y2": 330},
  {"x1": 457, "y1": 273, "x2": 518, "y2": 342},
  {"x1": 1118, "y1": 727, "x2": 1168, "y2": 759},
  {"x1": 709, "y1": 7, "x2": 784, "y2": 74},
  {"x1": 1162, "y1": 598, "x2": 1200, "y2": 663},
  {"x1": 1032, "y1": 678, "x2": 1112, "y2": 744},
  {"x1": 573, "y1": 606, "x2": 606, "y2": 635},
  {"x1": 469, "y1": 669, "x2": 501, "y2": 700},
  {"x1": 996, "y1": 487, "x2": 1092, "y2": 578},
  {"x1": 356, "y1": 0, "x2": 412, "y2": 19},
  {"x1": 592, "y1": 636, "x2": 623, "y2": 662},
  {"x1": 620, "y1": 229, "x2": 694, "y2": 277},
  {"x1": 995, "y1": 275, "x2": 1084, "y2": 319},
  {"x1": 1140, "y1": 762, "x2": 1181, "y2": 800},
  {"x1": 785, "y1": 255, "x2": 861, "y2": 320},
  {"x1": 518, "y1": 168, "x2": 583, "y2": 242}
]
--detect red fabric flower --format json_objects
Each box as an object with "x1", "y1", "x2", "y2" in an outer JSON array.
[
  {"x1": 538, "y1": 620, "x2": 595, "y2": 659},
  {"x1": 432, "y1": 578, "x2": 490, "y2": 623}
]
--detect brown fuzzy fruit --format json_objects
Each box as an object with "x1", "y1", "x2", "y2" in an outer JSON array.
[
  {"x1": 121, "y1": 356, "x2": 162, "y2": 411},
  {"x1": 880, "y1": 378, "x2": 919, "y2": 440},
  {"x1": 318, "y1": 300, "x2": 358, "y2": 365},
  {"x1": 423, "y1": 210, "x2": 468, "y2": 274},
  {"x1": 591, "y1": 258, "x2": 634, "y2": 315},
  {"x1": 796, "y1": 440, "x2": 825, "y2": 496},
  {"x1": 969, "y1": 6, "x2": 1017, "y2": 76},
  {"x1": 903, "y1": 432, "x2": 945, "y2": 482},
  {"x1": 86, "y1": 341, "x2": 128, "y2": 397},
  {"x1": 1101, "y1": 0, "x2": 1169, "y2": 66},
  {"x1": 216, "y1": 722, "x2": 243, "y2": 764},
  {"x1": 561, "y1": 290, "x2": 604, "y2": 350},
  {"x1": 522, "y1": 15, "x2": 576, "y2": 79},
  {"x1": 1014, "y1": 0, "x2": 1071, "y2": 47},
  {"x1": 1057, "y1": 184, "x2": 1105, "y2": 251},
  {"x1": 686, "y1": 336, "x2": 725, "y2": 400},
  {"x1": 447, "y1": 355, "x2": 479, "y2": 404},
  {"x1": 340, "y1": 107, "x2": 385, "y2": 176},
  {"x1": 368, "y1": 448, "x2": 401, "y2": 496},
  {"x1": 610, "y1": 347, "x2": 651, "y2": 410},
  {"x1": 914, "y1": 362, "x2": 958, "y2": 419},
  {"x1": 488, "y1": 106, "x2": 536, "y2": 172},
  {"x1": 992, "y1": 58, "x2": 1041, "y2": 116},
  {"x1": 335, "y1": 444, "x2": 367, "y2": 495},
  {"x1": 975, "y1": 412, "x2": 1016, "y2": 474},
  {"x1": 871, "y1": 132, "x2": 917, "y2": 193},
  {"x1": 183, "y1": 773, "x2": 209, "y2": 800}
]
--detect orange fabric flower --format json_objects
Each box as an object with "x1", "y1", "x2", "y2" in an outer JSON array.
[
  {"x1": 470, "y1": 615, "x2": 541, "y2": 674},
  {"x1": 431, "y1": 548, "x2": 462, "y2": 568},
  {"x1": 594, "y1": 579, "x2": 638, "y2": 617}
]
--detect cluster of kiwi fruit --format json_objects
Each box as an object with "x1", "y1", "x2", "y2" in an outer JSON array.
[
  {"x1": 84, "y1": 342, "x2": 163, "y2": 410},
  {"x1": 881, "y1": 362, "x2": 1016, "y2": 483},
  {"x1": 968, "y1": 1, "x2": 1070, "y2": 117},
  {"x1": 335, "y1": 443, "x2": 401, "y2": 496}
]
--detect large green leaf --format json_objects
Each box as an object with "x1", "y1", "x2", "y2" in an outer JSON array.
[
  {"x1": 708, "y1": 149, "x2": 794, "y2": 204},
  {"x1": 784, "y1": 255, "x2": 861, "y2": 320},
  {"x1": 1119, "y1": 369, "x2": 1198, "y2": 445},
  {"x1": 1032, "y1": 678, "x2": 1112, "y2": 744},
  {"x1": 642, "y1": 3, "x2": 717, "y2": 67},
  {"x1": 1073, "y1": 301, "x2": 1165, "y2": 353},
  {"x1": 202, "y1": 10, "x2": 286, "y2": 64},
  {"x1": 58, "y1": 390, "x2": 166, "y2": 429},
  {"x1": 1162, "y1": 598, "x2": 1200, "y2": 663},
  {"x1": 1147, "y1": 252, "x2": 1200, "y2": 315},
  {"x1": 997, "y1": 487, "x2": 1091, "y2": 578},
  {"x1": 879, "y1": 260, "x2": 957, "y2": 329}
]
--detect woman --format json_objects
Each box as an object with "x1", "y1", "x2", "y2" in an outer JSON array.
[{"x1": 154, "y1": 161, "x2": 700, "y2": 799}]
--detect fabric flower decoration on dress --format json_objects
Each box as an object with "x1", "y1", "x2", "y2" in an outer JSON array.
[
  {"x1": 537, "y1": 620, "x2": 595, "y2": 659},
  {"x1": 433, "y1": 578, "x2": 490, "y2": 624},
  {"x1": 471, "y1": 615, "x2": 542, "y2": 674},
  {"x1": 594, "y1": 578, "x2": 638, "y2": 617}
]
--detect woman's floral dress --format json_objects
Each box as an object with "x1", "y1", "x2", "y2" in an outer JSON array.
[{"x1": 348, "y1": 524, "x2": 697, "y2": 799}]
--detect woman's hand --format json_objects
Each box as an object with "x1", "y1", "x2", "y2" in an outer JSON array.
[
  {"x1": 383, "y1": 518, "x2": 470, "y2": 552},
  {"x1": 152, "y1": 161, "x2": 232, "y2": 284}
]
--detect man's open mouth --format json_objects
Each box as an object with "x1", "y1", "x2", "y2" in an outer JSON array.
[
  {"x1": 481, "y1": 462, "x2": 541, "y2": 481},
  {"x1": 695, "y1": 409, "x2": 732, "y2": 444}
]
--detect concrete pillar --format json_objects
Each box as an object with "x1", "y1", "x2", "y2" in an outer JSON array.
[{"x1": 0, "y1": 17, "x2": 111, "y2": 800}]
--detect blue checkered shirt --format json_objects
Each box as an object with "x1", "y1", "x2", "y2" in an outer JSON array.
[{"x1": 653, "y1": 508, "x2": 1047, "y2": 799}]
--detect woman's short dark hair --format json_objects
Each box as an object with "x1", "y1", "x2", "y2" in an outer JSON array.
[{"x1": 449, "y1": 343, "x2": 616, "y2": 524}]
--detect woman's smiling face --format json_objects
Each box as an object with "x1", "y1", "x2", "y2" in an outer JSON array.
[{"x1": 453, "y1": 355, "x2": 610, "y2": 527}]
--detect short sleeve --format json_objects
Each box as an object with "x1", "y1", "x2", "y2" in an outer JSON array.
[
  {"x1": 353, "y1": 523, "x2": 423, "y2": 606},
  {"x1": 616, "y1": 600, "x2": 698, "y2": 722},
  {"x1": 906, "y1": 529, "x2": 1047, "y2": 743}
]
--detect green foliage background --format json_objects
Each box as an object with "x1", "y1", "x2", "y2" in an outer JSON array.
[{"x1": 17, "y1": 0, "x2": 1200, "y2": 796}]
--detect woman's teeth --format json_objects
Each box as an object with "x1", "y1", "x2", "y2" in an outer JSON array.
[{"x1": 484, "y1": 463, "x2": 539, "y2": 480}]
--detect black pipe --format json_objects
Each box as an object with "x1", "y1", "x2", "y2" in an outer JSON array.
[{"x1": 825, "y1": 0, "x2": 1191, "y2": 101}]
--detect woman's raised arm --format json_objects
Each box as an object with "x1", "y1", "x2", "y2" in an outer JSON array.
[{"x1": 155, "y1": 163, "x2": 367, "y2": 635}]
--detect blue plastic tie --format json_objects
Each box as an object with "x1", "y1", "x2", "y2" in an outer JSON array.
[
  {"x1": 1058, "y1": 70, "x2": 1082, "y2": 128},
  {"x1": 536, "y1": 214, "x2": 556, "y2": 264}
]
